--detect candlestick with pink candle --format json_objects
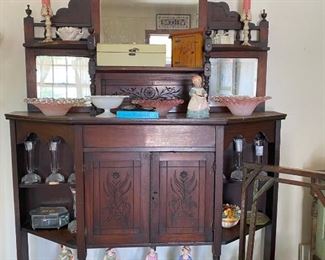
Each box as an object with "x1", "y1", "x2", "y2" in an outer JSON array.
[{"x1": 243, "y1": 0, "x2": 251, "y2": 14}]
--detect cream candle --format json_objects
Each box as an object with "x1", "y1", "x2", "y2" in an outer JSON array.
[{"x1": 243, "y1": 0, "x2": 251, "y2": 14}]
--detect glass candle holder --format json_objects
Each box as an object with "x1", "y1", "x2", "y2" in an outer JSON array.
[
  {"x1": 21, "y1": 140, "x2": 41, "y2": 184},
  {"x1": 46, "y1": 139, "x2": 65, "y2": 184},
  {"x1": 230, "y1": 137, "x2": 244, "y2": 181}
]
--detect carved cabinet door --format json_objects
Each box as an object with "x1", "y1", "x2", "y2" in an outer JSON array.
[
  {"x1": 151, "y1": 152, "x2": 215, "y2": 243},
  {"x1": 84, "y1": 152, "x2": 150, "y2": 245}
]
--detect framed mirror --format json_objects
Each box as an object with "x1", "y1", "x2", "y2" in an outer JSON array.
[
  {"x1": 100, "y1": 0, "x2": 200, "y2": 44},
  {"x1": 208, "y1": 58, "x2": 258, "y2": 105},
  {"x1": 205, "y1": 49, "x2": 268, "y2": 110},
  {"x1": 36, "y1": 56, "x2": 91, "y2": 99}
]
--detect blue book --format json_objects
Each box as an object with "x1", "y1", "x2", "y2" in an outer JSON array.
[{"x1": 116, "y1": 110, "x2": 159, "y2": 119}]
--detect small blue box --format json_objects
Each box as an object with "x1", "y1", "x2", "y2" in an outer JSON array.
[{"x1": 116, "y1": 110, "x2": 159, "y2": 119}]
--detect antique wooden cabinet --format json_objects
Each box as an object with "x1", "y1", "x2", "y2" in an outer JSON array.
[
  {"x1": 11, "y1": 0, "x2": 283, "y2": 259},
  {"x1": 6, "y1": 112, "x2": 286, "y2": 260}
]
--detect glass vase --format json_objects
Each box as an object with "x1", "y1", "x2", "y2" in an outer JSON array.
[
  {"x1": 46, "y1": 139, "x2": 65, "y2": 184},
  {"x1": 21, "y1": 140, "x2": 41, "y2": 184},
  {"x1": 230, "y1": 137, "x2": 244, "y2": 181}
]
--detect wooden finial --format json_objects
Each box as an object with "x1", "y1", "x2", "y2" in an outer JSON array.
[
  {"x1": 261, "y1": 9, "x2": 267, "y2": 20},
  {"x1": 25, "y1": 4, "x2": 32, "y2": 17}
]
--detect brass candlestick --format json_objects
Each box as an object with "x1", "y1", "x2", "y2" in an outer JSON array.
[
  {"x1": 241, "y1": 10, "x2": 252, "y2": 46},
  {"x1": 41, "y1": 4, "x2": 53, "y2": 42}
]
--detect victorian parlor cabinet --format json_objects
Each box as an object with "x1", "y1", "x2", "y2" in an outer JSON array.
[
  {"x1": 6, "y1": 113, "x2": 286, "y2": 260},
  {"x1": 7, "y1": 0, "x2": 285, "y2": 259}
]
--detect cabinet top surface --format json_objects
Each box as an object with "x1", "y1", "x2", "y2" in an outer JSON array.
[{"x1": 5, "y1": 111, "x2": 286, "y2": 125}]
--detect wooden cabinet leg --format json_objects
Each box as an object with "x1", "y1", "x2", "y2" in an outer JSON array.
[
  {"x1": 77, "y1": 247, "x2": 87, "y2": 260},
  {"x1": 213, "y1": 254, "x2": 220, "y2": 260},
  {"x1": 212, "y1": 244, "x2": 221, "y2": 260},
  {"x1": 17, "y1": 230, "x2": 28, "y2": 260}
]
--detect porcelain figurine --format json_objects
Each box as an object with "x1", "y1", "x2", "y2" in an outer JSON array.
[
  {"x1": 103, "y1": 248, "x2": 119, "y2": 260},
  {"x1": 186, "y1": 75, "x2": 209, "y2": 118},
  {"x1": 145, "y1": 247, "x2": 158, "y2": 260},
  {"x1": 58, "y1": 246, "x2": 74, "y2": 260},
  {"x1": 178, "y1": 246, "x2": 192, "y2": 260}
]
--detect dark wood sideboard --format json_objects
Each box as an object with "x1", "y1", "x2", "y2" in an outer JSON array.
[{"x1": 6, "y1": 111, "x2": 286, "y2": 260}]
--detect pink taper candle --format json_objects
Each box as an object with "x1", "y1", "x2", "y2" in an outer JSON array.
[
  {"x1": 243, "y1": 0, "x2": 251, "y2": 14},
  {"x1": 42, "y1": 0, "x2": 51, "y2": 7}
]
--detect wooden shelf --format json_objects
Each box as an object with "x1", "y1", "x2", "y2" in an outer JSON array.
[
  {"x1": 96, "y1": 66, "x2": 204, "y2": 73},
  {"x1": 211, "y1": 44, "x2": 269, "y2": 52},
  {"x1": 22, "y1": 226, "x2": 76, "y2": 248},
  {"x1": 23, "y1": 39, "x2": 88, "y2": 50},
  {"x1": 19, "y1": 183, "x2": 71, "y2": 189},
  {"x1": 222, "y1": 222, "x2": 270, "y2": 244}
]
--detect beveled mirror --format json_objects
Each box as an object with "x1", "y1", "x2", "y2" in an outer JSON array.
[
  {"x1": 208, "y1": 58, "x2": 258, "y2": 105},
  {"x1": 100, "y1": 0, "x2": 200, "y2": 44}
]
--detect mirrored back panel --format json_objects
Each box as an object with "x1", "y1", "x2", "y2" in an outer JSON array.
[
  {"x1": 36, "y1": 56, "x2": 91, "y2": 99},
  {"x1": 100, "y1": 0, "x2": 199, "y2": 44},
  {"x1": 208, "y1": 58, "x2": 258, "y2": 106}
]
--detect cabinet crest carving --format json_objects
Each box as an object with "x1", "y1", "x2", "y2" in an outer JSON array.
[
  {"x1": 112, "y1": 86, "x2": 182, "y2": 100},
  {"x1": 52, "y1": 0, "x2": 91, "y2": 26},
  {"x1": 104, "y1": 172, "x2": 132, "y2": 226},
  {"x1": 169, "y1": 171, "x2": 198, "y2": 222}
]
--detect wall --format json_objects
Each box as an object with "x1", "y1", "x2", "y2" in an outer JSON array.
[{"x1": 0, "y1": 0, "x2": 324, "y2": 260}]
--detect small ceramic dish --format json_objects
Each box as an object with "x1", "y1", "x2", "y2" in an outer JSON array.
[
  {"x1": 222, "y1": 203, "x2": 241, "y2": 228},
  {"x1": 56, "y1": 27, "x2": 84, "y2": 41},
  {"x1": 25, "y1": 98, "x2": 86, "y2": 116},
  {"x1": 131, "y1": 99, "x2": 184, "y2": 117},
  {"x1": 212, "y1": 96, "x2": 271, "y2": 116}
]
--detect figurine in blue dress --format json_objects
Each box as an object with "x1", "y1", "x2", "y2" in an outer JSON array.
[
  {"x1": 178, "y1": 246, "x2": 192, "y2": 260},
  {"x1": 186, "y1": 75, "x2": 209, "y2": 118}
]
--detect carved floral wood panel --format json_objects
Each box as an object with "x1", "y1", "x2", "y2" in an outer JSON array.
[
  {"x1": 151, "y1": 152, "x2": 214, "y2": 243},
  {"x1": 85, "y1": 152, "x2": 150, "y2": 245}
]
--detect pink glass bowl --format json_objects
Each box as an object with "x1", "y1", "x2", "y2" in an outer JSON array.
[
  {"x1": 212, "y1": 96, "x2": 271, "y2": 116},
  {"x1": 132, "y1": 99, "x2": 184, "y2": 117},
  {"x1": 25, "y1": 98, "x2": 86, "y2": 116}
]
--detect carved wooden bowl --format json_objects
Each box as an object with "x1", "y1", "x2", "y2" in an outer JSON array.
[
  {"x1": 212, "y1": 96, "x2": 271, "y2": 116},
  {"x1": 131, "y1": 99, "x2": 184, "y2": 117},
  {"x1": 25, "y1": 98, "x2": 86, "y2": 116}
]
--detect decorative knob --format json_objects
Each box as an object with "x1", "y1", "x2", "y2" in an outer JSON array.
[{"x1": 25, "y1": 4, "x2": 32, "y2": 17}]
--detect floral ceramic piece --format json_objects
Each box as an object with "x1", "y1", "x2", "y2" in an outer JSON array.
[
  {"x1": 103, "y1": 248, "x2": 119, "y2": 260},
  {"x1": 186, "y1": 75, "x2": 209, "y2": 118},
  {"x1": 131, "y1": 99, "x2": 184, "y2": 117},
  {"x1": 58, "y1": 246, "x2": 74, "y2": 260},
  {"x1": 212, "y1": 96, "x2": 271, "y2": 116},
  {"x1": 145, "y1": 247, "x2": 158, "y2": 260},
  {"x1": 25, "y1": 98, "x2": 86, "y2": 116},
  {"x1": 222, "y1": 204, "x2": 241, "y2": 228},
  {"x1": 56, "y1": 27, "x2": 85, "y2": 41},
  {"x1": 178, "y1": 246, "x2": 192, "y2": 260}
]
